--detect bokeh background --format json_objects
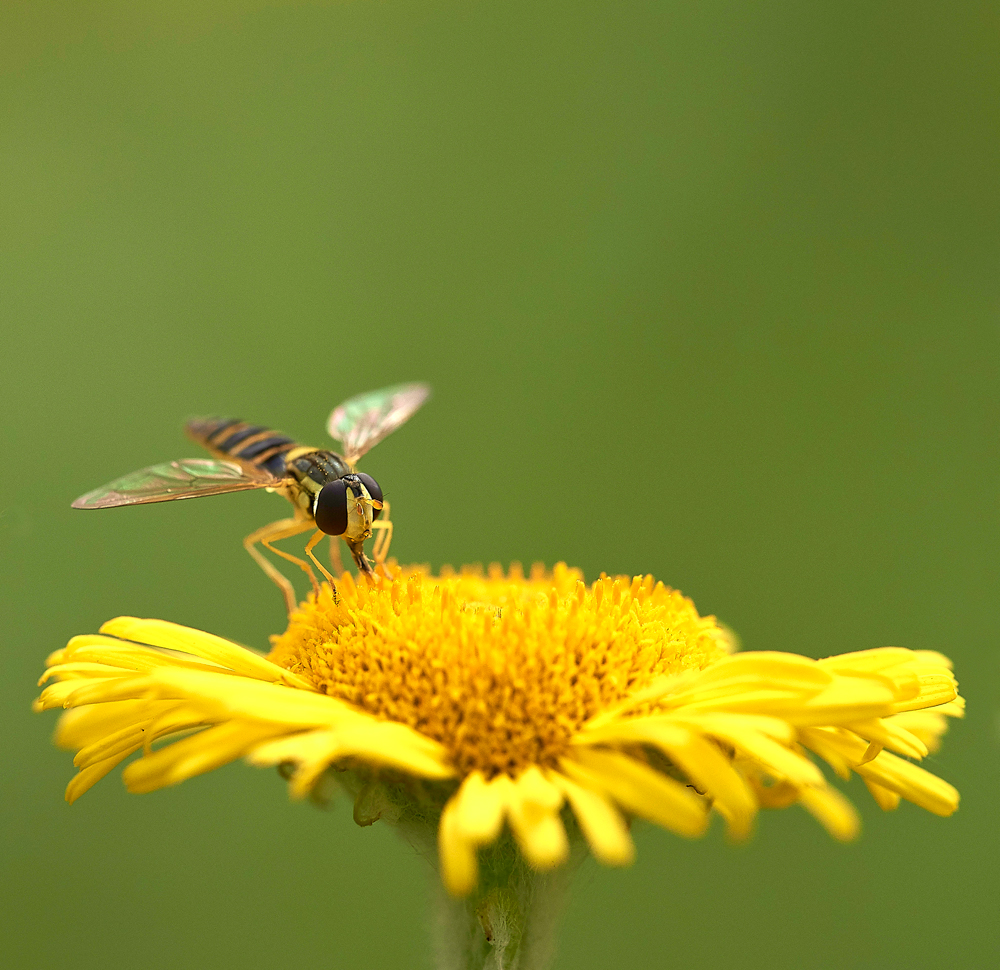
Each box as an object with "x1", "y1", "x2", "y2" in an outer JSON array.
[{"x1": 2, "y1": 2, "x2": 997, "y2": 967}]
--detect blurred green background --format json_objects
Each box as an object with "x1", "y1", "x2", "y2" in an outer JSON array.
[{"x1": 1, "y1": 2, "x2": 997, "y2": 967}]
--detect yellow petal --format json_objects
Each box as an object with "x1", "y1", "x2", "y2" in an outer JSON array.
[
  {"x1": 782, "y1": 679, "x2": 897, "y2": 725},
  {"x1": 69, "y1": 702, "x2": 209, "y2": 767},
  {"x1": 886, "y1": 709, "x2": 951, "y2": 753},
  {"x1": 451, "y1": 771, "x2": 507, "y2": 844},
  {"x1": 39, "y1": 662, "x2": 137, "y2": 684},
  {"x1": 843, "y1": 717, "x2": 927, "y2": 760},
  {"x1": 562, "y1": 748, "x2": 707, "y2": 838},
  {"x1": 687, "y1": 652, "x2": 833, "y2": 691},
  {"x1": 575, "y1": 717, "x2": 756, "y2": 840},
  {"x1": 439, "y1": 797, "x2": 478, "y2": 897},
  {"x1": 248, "y1": 730, "x2": 344, "y2": 799},
  {"x1": 548, "y1": 770, "x2": 635, "y2": 866},
  {"x1": 817, "y1": 647, "x2": 920, "y2": 674},
  {"x1": 289, "y1": 759, "x2": 340, "y2": 802},
  {"x1": 818, "y1": 649, "x2": 958, "y2": 709},
  {"x1": 796, "y1": 727, "x2": 855, "y2": 780},
  {"x1": 309, "y1": 721, "x2": 453, "y2": 779},
  {"x1": 515, "y1": 765, "x2": 563, "y2": 811},
  {"x1": 57, "y1": 637, "x2": 229, "y2": 674},
  {"x1": 857, "y1": 741, "x2": 883, "y2": 766},
  {"x1": 504, "y1": 769, "x2": 568, "y2": 870},
  {"x1": 99, "y1": 617, "x2": 312, "y2": 688},
  {"x1": 248, "y1": 722, "x2": 453, "y2": 796},
  {"x1": 798, "y1": 786, "x2": 860, "y2": 841},
  {"x1": 73, "y1": 718, "x2": 157, "y2": 768},
  {"x1": 246, "y1": 729, "x2": 334, "y2": 767},
  {"x1": 123, "y1": 720, "x2": 283, "y2": 794},
  {"x1": 109, "y1": 668, "x2": 364, "y2": 727},
  {"x1": 678, "y1": 713, "x2": 824, "y2": 787},
  {"x1": 890, "y1": 673, "x2": 957, "y2": 713},
  {"x1": 864, "y1": 777, "x2": 901, "y2": 811},
  {"x1": 54, "y1": 699, "x2": 178, "y2": 750},
  {"x1": 33, "y1": 678, "x2": 128, "y2": 711},
  {"x1": 854, "y1": 751, "x2": 959, "y2": 817},
  {"x1": 670, "y1": 712, "x2": 796, "y2": 744},
  {"x1": 676, "y1": 677, "x2": 895, "y2": 724},
  {"x1": 55, "y1": 674, "x2": 182, "y2": 708},
  {"x1": 584, "y1": 671, "x2": 695, "y2": 727},
  {"x1": 65, "y1": 746, "x2": 141, "y2": 804}
]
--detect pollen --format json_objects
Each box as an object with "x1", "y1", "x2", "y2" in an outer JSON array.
[{"x1": 267, "y1": 563, "x2": 733, "y2": 777}]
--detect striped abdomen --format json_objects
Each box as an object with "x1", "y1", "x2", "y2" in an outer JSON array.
[{"x1": 186, "y1": 417, "x2": 301, "y2": 478}]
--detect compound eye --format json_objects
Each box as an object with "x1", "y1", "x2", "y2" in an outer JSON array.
[
  {"x1": 356, "y1": 473, "x2": 383, "y2": 520},
  {"x1": 314, "y1": 480, "x2": 349, "y2": 535}
]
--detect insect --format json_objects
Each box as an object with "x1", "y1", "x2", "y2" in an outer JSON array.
[{"x1": 72, "y1": 383, "x2": 430, "y2": 613}]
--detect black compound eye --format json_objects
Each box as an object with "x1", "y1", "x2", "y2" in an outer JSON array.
[
  {"x1": 314, "y1": 480, "x2": 349, "y2": 535},
  {"x1": 356, "y1": 473, "x2": 383, "y2": 520}
]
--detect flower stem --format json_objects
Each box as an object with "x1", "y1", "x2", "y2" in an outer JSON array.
[
  {"x1": 430, "y1": 838, "x2": 582, "y2": 970},
  {"x1": 361, "y1": 778, "x2": 583, "y2": 970}
]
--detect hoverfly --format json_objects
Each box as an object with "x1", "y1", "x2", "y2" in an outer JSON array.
[{"x1": 72, "y1": 383, "x2": 430, "y2": 613}]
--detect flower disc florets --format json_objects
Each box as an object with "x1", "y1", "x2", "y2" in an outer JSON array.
[{"x1": 268, "y1": 563, "x2": 732, "y2": 778}]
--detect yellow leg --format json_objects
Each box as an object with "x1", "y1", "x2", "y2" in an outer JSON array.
[
  {"x1": 371, "y1": 500, "x2": 393, "y2": 563},
  {"x1": 329, "y1": 536, "x2": 345, "y2": 575},
  {"x1": 371, "y1": 500, "x2": 394, "y2": 579},
  {"x1": 244, "y1": 517, "x2": 319, "y2": 614},
  {"x1": 304, "y1": 530, "x2": 339, "y2": 594}
]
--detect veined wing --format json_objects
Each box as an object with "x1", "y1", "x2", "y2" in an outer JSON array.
[
  {"x1": 72, "y1": 458, "x2": 283, "y2": 509},
  {"x1": 327, "y1": 382, "x2": 430, "y2": 465}
]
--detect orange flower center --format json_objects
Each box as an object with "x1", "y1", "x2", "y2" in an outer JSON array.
[{"x1": 267, "y1": 563, "x2": 731, "y2": 776}]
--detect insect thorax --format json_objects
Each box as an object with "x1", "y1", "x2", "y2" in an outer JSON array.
[{"x1": 284, "y1": 449, "x2": 352, "y2": 509}]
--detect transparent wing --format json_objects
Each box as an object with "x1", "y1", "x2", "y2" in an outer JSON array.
[
  {"x1": 327, "y1": 382, "x2": 430, "y2": 464},
  {"x1": 72, "y1": 458, "x2": 282, "y2": 509}
]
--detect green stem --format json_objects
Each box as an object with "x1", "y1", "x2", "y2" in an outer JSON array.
[
  {"x1": 339, "y1": 775, "x2": 583, "y2": 970},
  {"x1": 429, "y1": 838, "x2": 583, "y2": 970}
]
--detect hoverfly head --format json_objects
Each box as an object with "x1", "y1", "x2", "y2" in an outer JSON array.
[{"x1": 314, "y1": 473, "x2": 383, "y2": 539}]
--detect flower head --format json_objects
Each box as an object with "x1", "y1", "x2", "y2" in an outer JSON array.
[{"x1": 36, "y1": 563, "x2": 962, "y2": 898}]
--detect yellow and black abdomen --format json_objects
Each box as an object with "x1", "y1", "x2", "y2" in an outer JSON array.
[{"x1": 186, "y1": 417, "x2": 301, "y2": 478}]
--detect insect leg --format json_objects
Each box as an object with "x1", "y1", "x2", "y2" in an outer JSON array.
[
  {"x1": 261, "y1": 523, "x2": 325, "y2": 598},
  {"x1": 369, "y1": 500, "x2": 394, "y2": 579},
  {"x1": 244, "y1": 517, "x2": 319, "y2": 614},
  {"x1": 304, "y1": 530, "x2": 339, "y2": 591},
  {"x1": 371, "y1": 500, "x2": 393, "y2": 564},
  {"x1": 329, "y1": 537, "x2": 345, "y2": 575}
]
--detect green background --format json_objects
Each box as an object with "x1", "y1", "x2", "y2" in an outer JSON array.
[{"x1": 1, "y1": 2, "x2": 997, "y2": 967}]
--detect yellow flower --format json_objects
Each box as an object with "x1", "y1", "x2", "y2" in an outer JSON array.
[{"x1": 36, "y1": 563, "x2": 962, "y2": 900}]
